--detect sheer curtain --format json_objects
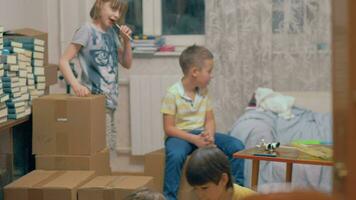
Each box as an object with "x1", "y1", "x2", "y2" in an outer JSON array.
[{"x1": 205, "y1": 0, "x2": 331, "y2": 131}]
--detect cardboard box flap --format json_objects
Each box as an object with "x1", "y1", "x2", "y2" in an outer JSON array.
[
  {"x1": 11, "y1": 28, "x2": 46, "y2": 38},
  {"x1": 111, "y1": 176, "x2": 154, "y2": 189},
  {"x1": 42, "y1": 171, "x2": 95, "y2": 189},
  {"x1": 80, "y1": 176, "x2": 117, "y2": 189},
  {"x1": 4, "y1": 170, "x2": 59, "y2": 188}
]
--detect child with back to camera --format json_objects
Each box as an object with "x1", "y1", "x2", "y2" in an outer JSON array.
[
  {"x1": 186, "y1": 147, "x2": 255, "y2": 200},
  {"x1": 59, "y1": 0, "x2": 132, "y2": 157},
  {"x1": 160, "y1": 45, "x2": 246, "y2": 200}
]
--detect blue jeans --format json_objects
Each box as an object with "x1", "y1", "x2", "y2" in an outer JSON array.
[{"x1": 163, "y1": 130, "x2": 245, "y2": 200}]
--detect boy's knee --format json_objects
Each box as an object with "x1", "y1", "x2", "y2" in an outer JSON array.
[
  {"x1": 232, "y1": 138, "x2": 245, "y2": 151},
  {"x1": 166, "y1": 149, "x2": 188, "y2": 163}
]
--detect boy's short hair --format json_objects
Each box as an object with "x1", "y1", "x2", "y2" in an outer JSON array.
[
  {"x1": 124, "y1": 187, "x2": 166, "y2": 200},
  {"x1": 185, "y1": 147, "x2": 234, "y2": 189},
  {"x1": 90, "y1": 0, "x2": 128, "y2": 23},
  {"x1": 179, "y1": 45, "x2": 214, "y2": 75}
]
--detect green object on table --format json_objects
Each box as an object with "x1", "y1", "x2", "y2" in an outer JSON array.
[{"x1": 292, "y1": 140, "x2": 322, "y2": 145}]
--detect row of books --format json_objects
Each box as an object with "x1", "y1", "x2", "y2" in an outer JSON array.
[
  {"x1": 131, "y1": 35, "x2": 166, "y2": 55},
  {"x1": 0, "y1": 25, "x2": 46, "y2": 123}
]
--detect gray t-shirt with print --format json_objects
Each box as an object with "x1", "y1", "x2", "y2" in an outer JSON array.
[{"x1": 72, "y1": 22, "x2": 120, "y2": 110}]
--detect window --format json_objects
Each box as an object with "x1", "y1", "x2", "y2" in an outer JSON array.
[{"x1": 125, "y1": 0, "x2": 205, "y2": 46}]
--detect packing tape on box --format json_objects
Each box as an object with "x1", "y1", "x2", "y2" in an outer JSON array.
[{"x1": 55, "y1": 99, "x2": 67, "y2": 122}]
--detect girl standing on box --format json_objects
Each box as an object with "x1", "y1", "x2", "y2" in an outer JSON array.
[{"x1": 59, "y1": 0, "x2": 132, "y2": 159}]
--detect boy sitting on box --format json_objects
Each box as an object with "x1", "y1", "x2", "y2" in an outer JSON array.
[{"x1": 160, "y1": 45, "x2": 245, "y2": 200}]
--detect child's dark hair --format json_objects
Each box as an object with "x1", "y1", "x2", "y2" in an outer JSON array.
[
  {"x1": 185, "y1": 147, "x2": 234, "y2": 189},
  {"x1": 90, "y1": 0, "x2": 128, "y2": 23},
  {"x1": 124, "y1": 187, "x2": 166, "y2": 200},
  {"x1": 179, "y1": 45, "x2": 214, "y2": 75}
]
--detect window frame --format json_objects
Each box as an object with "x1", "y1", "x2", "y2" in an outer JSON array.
[{"x1": 142, "y1": 0, "x2": 205, "y2": 46}]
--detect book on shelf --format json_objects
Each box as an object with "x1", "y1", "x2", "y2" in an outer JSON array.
[
  {"x1": 24, "y1": 107, "x2": 31, "y2": 115},
  {"x1": 0, "y1": 69, "x2": 3, "y2": 76},
  {"x1": 28, "y1": 85, "x2": 35, "y2": 90},
  {"x1": 35, "y1": 75, "x2": 45, "y2": 83},
  {"x1": 3, "y1": 71, "x2": 18, "y2": 77},
  {"x1": 18, "y1": 70, "x2": 27, "y2": 78},
  {"x1": 2, "y1": 76, "x2": 19, "y2": 82},
  {"x1": 3, "y1": 64, "x2": 19, "y2": 71},
  {"x1": 0, "y1": 107, "x2": 7, "y2": 118},
  {"x1": 18, "y1": 53, "x2": 31, "y2": 62},
  {"x1": 2, "y1": 81, "x2": 20, "y2": 88},
  {"x1": 32, "y1": 59, "x2": 43, "y2": 67},
  {"x1": 35, "y1": 83, "x2": 46, "y2": 90},
  {"x1": 8, "y1": 105, "x2": 25, "y2": 114},
  {"x1": 0, "y1": 54, "x2": 17, "y2": 64},
  {"x1": 18, "y1": 78, "x2": 26, "y2": 86},
  {"x1": 3, "y1": 86, "x2": 20, "y2": 94},
  {"x1": 5, "y1": 100, "x2": 25, "y2": 108},
  {"x1": 33, "y1": 66, "x2": 44, "y2": 75},
  {"x1": 3, "y1": 46, "x2": 33, "y2": 57},
  {"x1": 0, "y1": 94, "x2": 9, "y2": 102},
  {"x1": 0, "y1": 116, "x2": 7, "y2": 123},
  {"x1": 9, "y1": 91, "x2": 22, "y2": 99},
  {"x1": 33, "y1": 52, "x2": 44, "y2": 59},
  {"x1": 20, "y1": 86, "x2": 28, "y2": 93},
  {"x1": 8, "y1": 111, "x2": 27, "y2": 120}
]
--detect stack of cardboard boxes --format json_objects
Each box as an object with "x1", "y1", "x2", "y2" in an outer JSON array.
[
  {"x1": 32, "y1": 94, "x2": 110, "y2": 175},
  {"x1": 4, "y1": 93, "x2": 155, "y2": 200}
]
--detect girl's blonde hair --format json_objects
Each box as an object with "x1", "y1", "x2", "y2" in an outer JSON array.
[{"x1": 90, "y1": 0, "x2": 128, "y2": 24}]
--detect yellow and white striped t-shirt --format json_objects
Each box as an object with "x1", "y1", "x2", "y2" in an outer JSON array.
[{"x1": 160, "y1": 81, "x2": 213, "y2": 131}]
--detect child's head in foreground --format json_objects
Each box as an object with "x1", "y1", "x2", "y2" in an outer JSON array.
[
  {"x1": 185, "y1": 146, "x2": 234, "y2": 200},
  {"x1": 179, "y1": 45, "x2": 214, "y2": 88},
  {"x1": 124, "y1": 187, "x2": 166, "y2": 200}
]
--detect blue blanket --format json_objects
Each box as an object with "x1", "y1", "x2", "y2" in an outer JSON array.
[{"x1": 229, "y1": 106, "x2": 333, "y2": 192}]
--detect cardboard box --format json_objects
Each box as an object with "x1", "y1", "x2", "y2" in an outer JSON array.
[
  {"x1": 78, "y1": 176, "x2": 154, "y2": 200},
  {"x1": 10, "y1": 28, "x2": 48, "y2": 66},
  {"x1": 41, "y1": 170, "x2": 95, "y2": 200},
  {"x1": 45, "y1": 64, "x2": 58, "y2": 86},
  {"x1": 4, "y1": 170, "x2": 61, "y2": 200},
  {"x1": 4, "y1": 170, "x2": 95, "y2": 200},
  {"x1": 32, "y1": 94, "x2": 106, "y2": 155},
  {"x1": 144, "y1": 148, "x2": 196, "y2": 199},
  {"x1": 36, "y1": 148, "x2": 110, "y2": 175}
]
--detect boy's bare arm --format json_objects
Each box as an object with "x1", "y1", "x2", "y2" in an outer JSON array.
[
  {"x1": 163, "y1": 114, "x2": 210, "y2": 147},
  {"x1": 204, "y1": 110, "x2": 216, "y2": 142},
  {"x1": 59, "y1": 43, "x2": 90, "y2": 97}
]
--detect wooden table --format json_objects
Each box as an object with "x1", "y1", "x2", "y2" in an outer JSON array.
[{"x1": 233, "y1": 146, "x2": 333, "y2": 188}]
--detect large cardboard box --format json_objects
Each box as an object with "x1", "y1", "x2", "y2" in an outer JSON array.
[
  {"x1": 10, "y1": 28, "x2": 48, "y2": 66},
  {"x1": 4, "y1": 170, "x2": 61, "y2": 200},
  {"x1": 144, "y1": 149, "x2": 197, "y2": 199},
  {"x1": 78, "y1": 176, "x2": 154, "y2": 200},
  {"x1": 36, "y1": 148, "x2": 110, "y2": 175},
  {"x1": 32, "y1": 94, "x2": 106, "y2": 155},
  {"x1": 4, "y1": 170, "x2": 95, "y2": 200}
]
